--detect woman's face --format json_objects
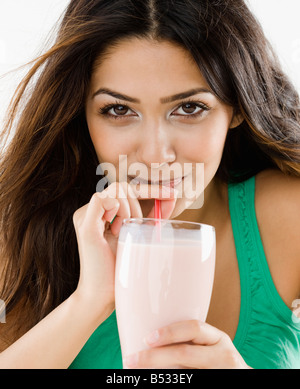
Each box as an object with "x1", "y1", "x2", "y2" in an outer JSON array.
[{"x1": 85, "y1": 38, "x2": 240, "y2": 218}]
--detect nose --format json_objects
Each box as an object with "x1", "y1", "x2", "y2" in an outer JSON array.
[{"x1": 136, "y1": 121, "x2": 176, "y2": 167}]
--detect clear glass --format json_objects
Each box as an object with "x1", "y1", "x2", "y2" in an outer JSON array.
[{"x1": 115, "y1": 218, "x2": 216, "y2": 368}]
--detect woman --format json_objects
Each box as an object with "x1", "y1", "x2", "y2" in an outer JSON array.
[{"x1": 0, "y1": 0, "x2": 299, "y2": 369}]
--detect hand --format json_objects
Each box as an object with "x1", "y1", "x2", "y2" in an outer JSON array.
[
  {"x1": 72, "y1": 182, "x2": 177, "y2": 321},
  {"x1": 124, "y1": 320, "x2": 251, "y2": 369}
]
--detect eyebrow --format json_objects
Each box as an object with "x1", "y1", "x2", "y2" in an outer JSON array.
[{"x1": 92, "y1": 87, "x2": 213, "y2": 103}]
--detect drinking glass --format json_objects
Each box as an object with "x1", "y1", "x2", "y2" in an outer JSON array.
[{"x1": 115, "y1": 218, "x2": 216, "y2": 368}]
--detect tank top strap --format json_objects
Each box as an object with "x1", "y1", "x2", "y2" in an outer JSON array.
[{"x1": 228, "y1": 176, "x2": 256, "y2": 349}]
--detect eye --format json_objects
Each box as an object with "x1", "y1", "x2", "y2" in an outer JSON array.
[
  {"x1": 99, "y1": 103, "x2": 137, "y2": 118},
  {"x1": 172, "y1": 101, "x2": 210, "y2": 117},
  {"x1": 110, "y1": 105, "x2": 130, "y2": 116}
]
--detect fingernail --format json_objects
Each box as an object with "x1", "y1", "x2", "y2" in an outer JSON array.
[
  {"x1": 124, "y1": 353, "x2": 138, "y2": 368},
  {"x1": 146, "y1": 329, "x2": 159, "y2": 345}
]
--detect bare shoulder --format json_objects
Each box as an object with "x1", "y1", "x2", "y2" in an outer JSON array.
[
  {"x1": 255, "y1": 169, "x2": 300, "y2": 236},
  {"x1": 256, "y1": 168, "x2": 300, "y2": 203},
  {"x1": 255, "y1": 169, "x2": 300, "y2": 302}
]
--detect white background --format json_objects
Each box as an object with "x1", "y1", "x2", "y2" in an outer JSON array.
[{"x1": 0, "y1": 0, "x2": 300, "y2": 125}]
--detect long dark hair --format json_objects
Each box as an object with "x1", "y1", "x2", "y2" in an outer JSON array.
[{"x1": 1, "y1": 0, "x2": 300, "y2": 338}]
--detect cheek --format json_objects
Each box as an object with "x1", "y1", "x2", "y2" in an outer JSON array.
[
  {"x1": 183, "y1": 126, "x2": 228, "y2": 163},
  {"x1": 87, "y1": 118, "x2": 130, "y2": 163},
  {"x1": 204, "y1": 132, "x2": 227, "y2": 161}
]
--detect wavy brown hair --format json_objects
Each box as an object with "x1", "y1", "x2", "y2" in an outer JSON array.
[{"x1": 1, "y1": 0, "x2": 300, "y2": 338}]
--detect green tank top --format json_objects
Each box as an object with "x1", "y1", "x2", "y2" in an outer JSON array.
[{"x1": 69, "y1": 175, "x2": 300, "y2": 369}]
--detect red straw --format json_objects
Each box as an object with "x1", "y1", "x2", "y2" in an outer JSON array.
[
  {"x1": 154, "y1": 199, "x2": 161, "y2": 242},
  {"x1": 155, "y1": 199, "x2": 161, "y2": 219}
]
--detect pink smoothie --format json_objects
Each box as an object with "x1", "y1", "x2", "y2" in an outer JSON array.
[{"x1": 115, "y1": 239, "x2": 215, "y2": 358}]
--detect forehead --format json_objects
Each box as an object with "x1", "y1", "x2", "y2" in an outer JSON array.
[{"x1": 89, "y1": 38, "x2": 210, "y2": 95}]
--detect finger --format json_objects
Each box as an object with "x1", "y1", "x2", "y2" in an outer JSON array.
[
  {"x1": 128, "y1": 183, "x2": 178, "y2": 220},
  {"x1": 123, "y1": 344, "x2": 181, "y2": 369},
  {"x1": 144, "y1": 320, "x2": 225, "y2": 348},
  {"x1": 103, "y1": 184, "x2": 131, "y2": 235},
  {"x1": 84, "y1": 193, "x2": 120, "y2": 227},
  {"x1": 104, "y1": 182, "x2": 147, "y2": 235},
  {"x1": 74, "y1": 193, "x2": 120, "y2": 242},
  {"x1": 127, "y1": 335, "x2": 248, "y2": 369},
  {"x1": 119, "y1": 182, "x2": 143, "y2": 219},
  {"x1": 94, "y1": 192, "x2": 125, "y2": 226},
  {"x1": 108, "y1": 182, "x2": 177, "y2": 231},
  {"x1": 124, "y1": 343, "x2": 215, "y2": 369}
]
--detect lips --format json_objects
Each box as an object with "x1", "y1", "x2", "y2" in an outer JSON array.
[{"x1": 128, "y1": 175, "x2": 184, "y2": 188}]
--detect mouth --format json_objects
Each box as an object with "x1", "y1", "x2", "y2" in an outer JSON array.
[{"x1": 128, "y1": 175, "x2": 185, "y2": 189}]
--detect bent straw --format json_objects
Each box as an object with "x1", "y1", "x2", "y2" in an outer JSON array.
[{"x1": 154, "y1": 199, "x2": 161, "y2": 242}]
